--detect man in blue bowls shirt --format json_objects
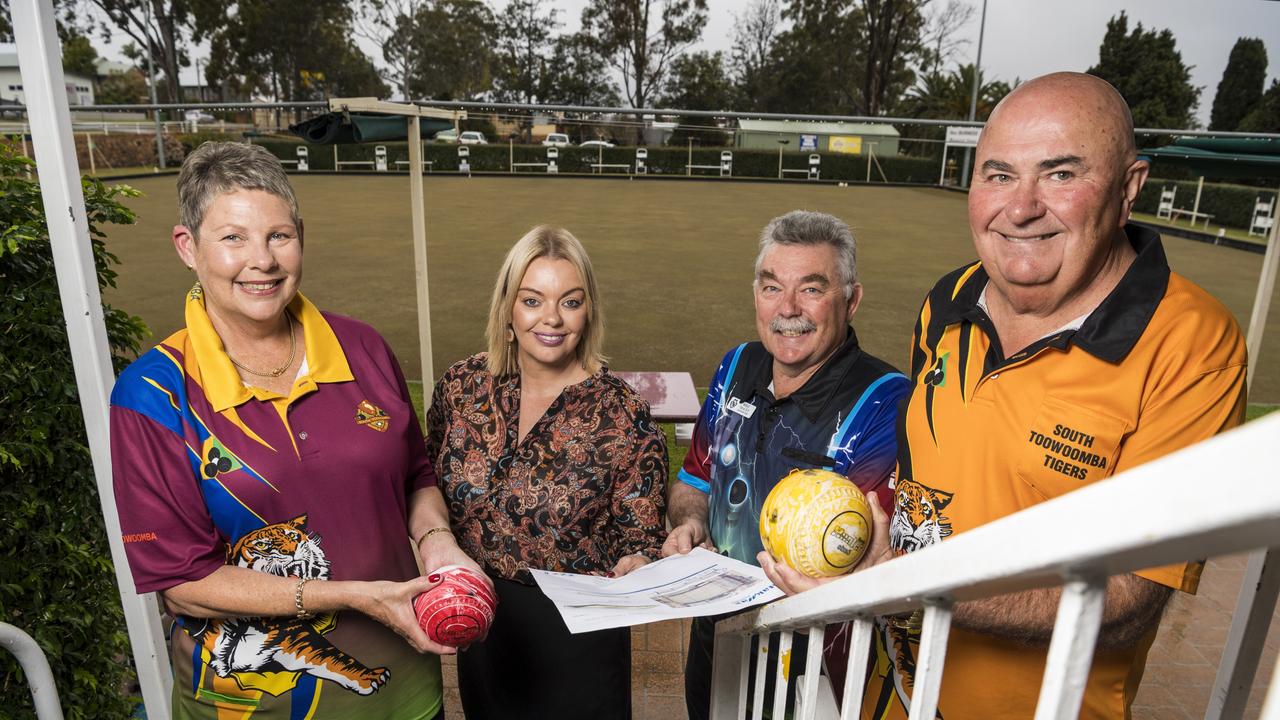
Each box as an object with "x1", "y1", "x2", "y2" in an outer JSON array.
[{"x1": 662, "y1": 210, "x2": 909, "y2": 720}]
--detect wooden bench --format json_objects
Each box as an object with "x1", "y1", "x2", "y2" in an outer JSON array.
[
  {"x1": 1170, "y1": 207, "x2": 1215, "y2": 229},
  {"x1": 394, "y1": 160, "x2": 434, "y2": 172}
]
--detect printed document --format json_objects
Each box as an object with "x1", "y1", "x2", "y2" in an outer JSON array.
[{"x1": 530, "y1": 548, "x2": 784, "y2": 633}]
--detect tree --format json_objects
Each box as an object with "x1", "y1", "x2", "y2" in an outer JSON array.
[
  {"x1": 919, "y1": 0, "x2": 974, "y2": 76},
  {"x1": 196, "y1": 0, "x2": 386, "y2": 107},
  {"x1": 1086, "y1": 12, "x2": 1200, "y2": 129},
  {"x1": 660, "y1": 51, "x2": 735, "y2": 109},
  {"x1": 61, "y1": 32, "x2": 100, "y2": 78},
  {"x1": 1210, "y1": 38, "x2": 1267, "y2": 131},
  {"x1": 97, "y1": 68, "x2": 150, "y2": 104},
  {"x1": 859, "y1": 0, "x2": 928, "y2": 116},
  {"x1": 729, "y1": 0, "x2": 781, "y2": 112},
  {"x1": 492, "y1": 0, "x2": 559, "y2": 103},
  {"x1": 0, "y1": 144, "x2": 148, "y2": 720},
  {"x1": 402, "y1": 0, "x2": 497, "y2": 100},
  {"x1": 85, "y1": 0, "x2": 190, "y2": 104},
  {"x1": 1238, "y1": 80, "x2": 1280, "y2": 134},
  {"x1": 580, "y1": 0, "x2": 709, "y2": 109},
  {"x1": 353, "y1": 0, "x2": 430, "y2": 100},
  {"x1": 767, "y1": 0, "x2": 859, "y2": 114},
  {"x1": 904, "y1": 63, "x2": 1010, "y2": 121},
  {"x1": 540, "y1": 33, "x2": 621, "y2": 107}
]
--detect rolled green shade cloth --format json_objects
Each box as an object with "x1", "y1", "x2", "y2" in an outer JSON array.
[{"x1": 290, "y1": 112, "x2": 455, "y2": 144}]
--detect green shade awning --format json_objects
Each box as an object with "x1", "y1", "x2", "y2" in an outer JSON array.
[
  {"x1": 289, "y1": 112, "x2": 454, "y2": 144},
  {"x1": 1139, "y1": 137, "x2": 1280, "y2": 179}
]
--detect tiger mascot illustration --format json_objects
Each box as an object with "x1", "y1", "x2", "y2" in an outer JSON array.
[
  {"x1": 889, "y1": 478, "x2": 954, "y2": 553},
  {"x1": 187, "y1": 514, "x2": 391, "y2": 696}
]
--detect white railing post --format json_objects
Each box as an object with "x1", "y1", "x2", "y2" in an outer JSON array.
[
  {"x1": 709, "y1": 624, "x2": 750, "y2": 720},
  {"x1": 0, "y1": 623, "x2": 64, "y2": 720},
  {"x1": 1036, "y1": 576, "x2": 1107, "y2": 720},
  {"x1": 752, "y1": 633, "x2": 771, "y2": 719},
  {"x1": 772, "y1": 630, "x2": 795, "y2": 719},
  {"x1": 796, "y1": 624, "x2": 826, "y2": 720},
  {"x1": 908, "y1": 600, "x2": 954, "y2": 719},
  {"x1": 840, "y1": 618, "x2": 876, "y2": 720},
  {"x1": 10, "y1": 1, "x2": 172, "y2": 717},
  {"x1": 1207, "y1": 547, "x2": 1280, "y2": 719}
]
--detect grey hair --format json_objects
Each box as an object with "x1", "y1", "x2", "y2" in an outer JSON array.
[
  {"x1": 754, "y1": 210, "x2": 858, "y2": 298},
  {"x1": 177, "y1": 141, "x2": 299, "y2": 233}
]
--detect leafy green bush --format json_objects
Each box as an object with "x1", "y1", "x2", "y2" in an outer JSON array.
[
  {"x1": 0, "y1": 142, "x2": 147, "y2": 719},
  {"x1": 247, "y1": 138, "x2": 940, "y2": 183},
  {"x1": 1135, "y1": 178, "x2": 1276, "y2": 229}
]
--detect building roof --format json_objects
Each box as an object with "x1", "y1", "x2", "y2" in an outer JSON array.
[
  {"x1": 737, "y1": 119, "x2": 900, "y2": 137},
  {"x1": 0, "y1": 50, "x2": 105, "y2": 82}
]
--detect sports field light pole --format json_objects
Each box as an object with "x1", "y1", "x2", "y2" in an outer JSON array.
[
  {"x1": 960, "y1": 0, "x2": 988, "y2": 189},
  {"x1": 11, "y1": 1, "x2": 173, "y2": 717},
  {"x1": 143, "y1": 0, "x2": 165, "y2": 168}
]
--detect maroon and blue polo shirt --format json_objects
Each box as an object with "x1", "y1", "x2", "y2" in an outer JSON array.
[{"x1": 110, "y1": 287, "x2": 441, "y2": 719}]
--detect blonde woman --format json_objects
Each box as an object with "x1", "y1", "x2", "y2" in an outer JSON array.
[{"x1": 425, "y1": 226, "x2": 668, "y2": 719}]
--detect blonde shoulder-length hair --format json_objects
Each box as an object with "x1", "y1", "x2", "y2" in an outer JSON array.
[{"x1": 486, "y1": 225, "x2": 607, "y2": 377}]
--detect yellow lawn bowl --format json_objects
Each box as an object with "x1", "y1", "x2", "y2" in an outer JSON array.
[{"x1": 760, "y1": 468, "x2": 872, "y2": 578}]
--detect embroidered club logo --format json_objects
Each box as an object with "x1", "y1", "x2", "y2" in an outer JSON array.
[{"x1": 355, "y1": 400, "x2": 390, "y2": 432}]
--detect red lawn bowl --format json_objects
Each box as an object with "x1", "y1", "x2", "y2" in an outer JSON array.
[{"x1": 413, "y1": 566, "x2": 498, "y2": 647}]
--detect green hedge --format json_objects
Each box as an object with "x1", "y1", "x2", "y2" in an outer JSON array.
[
  {"x1": 242, "y1": 138, "x2": 940, "y2": 184},
  {"x1": 1135, "y1": 178, "x2": 1276, "y2": 230},
  {"x1": 1, "y1": 144, "x2": 147, "y2": 718}
]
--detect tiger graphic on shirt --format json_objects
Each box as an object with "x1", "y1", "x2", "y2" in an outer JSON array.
[
  {"x1": 187, "y1": 514, "x2": 391, "y2": 696},
  {"x1": 889, "y1": 477, "x2": 954, "y2": 553}
]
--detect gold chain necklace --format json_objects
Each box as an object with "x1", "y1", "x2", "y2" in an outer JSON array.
[{"x1": 228, "y1": 313, "x2": 297, "y2": 378}]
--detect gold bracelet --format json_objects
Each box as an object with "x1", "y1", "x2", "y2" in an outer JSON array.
[
  {"x1": 415, "y1": 526, "x2": 453, "y2": 546},
  {"x1": 294, "y1": 577, "x2": 313, "y2": 619}
]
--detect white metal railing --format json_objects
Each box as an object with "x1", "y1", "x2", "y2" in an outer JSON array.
[
  {"x1": 0, "y1": 623, "x2": 64, "y2": 719},
  {"x1": 711, "y1": 412, "x2": 1280, "y2": 719}
]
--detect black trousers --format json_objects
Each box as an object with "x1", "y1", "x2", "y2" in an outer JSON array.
[
  {"x1": 458, "y1": 576, "x2": 632, "y2": 720},
  {"x1": 685, "y1": 612, "x2": 809, "y2": 720}
]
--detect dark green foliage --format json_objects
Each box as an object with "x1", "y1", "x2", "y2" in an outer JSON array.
[
  {"x1": 0, "y1": 143, "x2": 147, "y2": 718},
  {"x1": 1087, "y1": 12, "x2": 1200, "y2": 129},
  {"x1": 404, "y1": 0, "x2": 499, "y2": 100},
  {"x1": 1134, "y1": 177, "x2": 1277, "y2": 230},
  {"x1": 1210, "y1": 38, "x2": 1268, "y2": 131},
  {"x1": 541, "y1": 33, "x2": 621, "y2": 107},
  {"x1": 1238, "y1": 80, "x2": 1280, "y2": 134},
  {"x1": 660, "y1": 51, "x2": 737, "y2": 110},
  {"x1": 60, "y1": 33, "x2": 100, "y2": 79},
  {"x1": 250, "y1": 138, "x2": 939, "y2": 183}
]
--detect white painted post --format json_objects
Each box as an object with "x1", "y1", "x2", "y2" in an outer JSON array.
[
  {"x1": 709, "y1": 626, "x2": 751, "y2": 720},
  {"x1": 407, "y1": 116, "x2": 435, "y2": 394},
  {"x1": 1035, "y1": 577, "x2": 1106, "y2": 720},
  {"x1": 1245, "y1": 181, "x2": 1280, "y2": 391},
  {"x1": 1193, "y1": 175, "x2": 1205, "y2": 220},
  {"x1": 10, "y1": 2, "x2": 172, "y2": 717},
  {"x1": 752, "y1": 634, "x2": 770, "y2": 719},
  {"x1": 772, "y1": 630, "x2": 795, "y2": 720},
  {"x1": 1206, "y1": 548, "x2": 1280, "y2": 719},
  {"x1": 795, "y1": 624, "x2": 826, "y2": 720},
  {"x1": 839, "y1": 618, "x2": 876, "y2": 719},
  {"x1": 0, "y1": 623, "x2": 64, "y2": 720},
  {"x1": 84, "y1": 133, "x2": 95, "y2": 175},
  {"x1": 908, "y1": 601, "x2": 953, "y2": 720}
]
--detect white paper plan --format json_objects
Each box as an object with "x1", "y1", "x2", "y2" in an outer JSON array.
[{"x1": 529, "y1": 548, "x2": 785, "y2": 633}]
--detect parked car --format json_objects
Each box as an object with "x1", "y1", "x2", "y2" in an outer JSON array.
[
  {"x1": 434, "y1": 128, "x2": 458, "y2": 143},
  {"x1": 459, "y1": 131, "x2": 489, "y2": 145},
  {"x1": 185, "y1": 110, "x2": 216, "y2": 123},
  {"x1": 579, "y1": 140, "x2": 616, "y2": 148},
  {"x1": 542, "y1": 133, "x2": 571, "y2": 147}
]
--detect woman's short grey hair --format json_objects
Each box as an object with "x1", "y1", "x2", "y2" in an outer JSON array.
[
  {"x1": 177, "y1": 142, "x2": 299, "y2": 233},
  {"x1": 754, "y1": 210, "x2": 858, "y2": 298}
]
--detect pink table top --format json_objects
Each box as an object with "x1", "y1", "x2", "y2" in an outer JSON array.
[{"x1": 614, "y1": 371, "x2": 701, "y2": 424}]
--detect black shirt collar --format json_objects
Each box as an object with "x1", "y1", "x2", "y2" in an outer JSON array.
[
  {"x1": 750, "y1": 328, "x2": 865, "y2": 422},
  {"x1": 938, "y1": 224, "x2": 1171, "y2": 364}
]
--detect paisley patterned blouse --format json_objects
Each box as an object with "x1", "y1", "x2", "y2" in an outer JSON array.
[{"x1": 425, "y1": 353, "x2": 668, "y2": 584}]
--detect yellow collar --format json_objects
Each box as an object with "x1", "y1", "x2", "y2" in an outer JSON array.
[{"x1": 185, "y1": 284, "x2": 353, "y2": 411}]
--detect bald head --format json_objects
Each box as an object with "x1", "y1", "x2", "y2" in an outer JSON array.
[{"x1": 984, "y1": 72, "x2": 1137, "y2": 169}]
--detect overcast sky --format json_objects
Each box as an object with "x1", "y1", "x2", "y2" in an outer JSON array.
[
  {"x1": 13, "y1": 0, "x2": 1280, "y2": 127},
  {"x1": 558, "y1": 0, "x2": 1280, "y2": 127}
]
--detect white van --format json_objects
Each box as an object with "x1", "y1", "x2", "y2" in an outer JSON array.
[{"x1": 542, "y1": 133, "x2": 571, "y2": 147}]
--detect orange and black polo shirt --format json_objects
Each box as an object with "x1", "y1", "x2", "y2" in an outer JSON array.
[{"x1": 863, "y1": 224, "x2": 1247, "y2": 720}]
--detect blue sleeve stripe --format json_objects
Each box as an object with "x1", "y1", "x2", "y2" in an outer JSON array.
[
  {"x1": 677, "y1": 468, "x2": 711, "y2": 494},
  {"x1": 718, "y1": 343, "x2": 749, "y2": 411},
  {"x1": 828, "y1": 372, "x2": 908, "y2": 457},
  {"x1": 111, "y1": 349, "x2": 186, "y2": 437}
]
